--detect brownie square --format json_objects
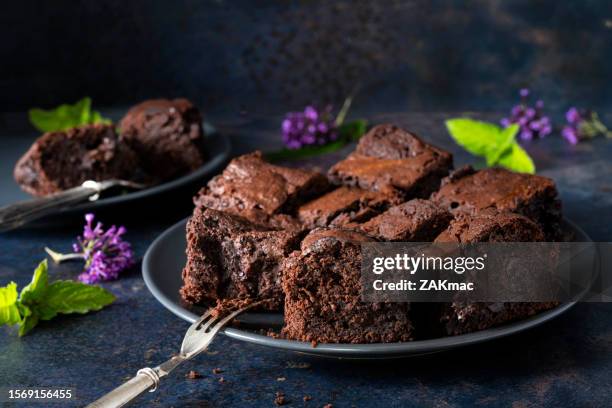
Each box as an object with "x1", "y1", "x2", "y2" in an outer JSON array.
[
  {"x1": 119, "y1": 98, "x2": 206, "y2": 181},
  {"x1": 180, "y1": 207, "x2": 302, "y2": 310},
  {"x1": 433, "y1": 208, "x2": 556, "y2": 336},
  {"x1": 328, "y1": 124, "x2": 453, "y2": 198},
  {"x1": 281, "y1": 228, "x2": 413, "y2": 343},
  {"x1": 431, "y1": 166, "x2": 562, "y2": 240},
  {"x1": 434, "y1": 208, "x2": 546, "y2": 243},
  {"x1": 14, "y1": 124, "x2": 142, "y2": 196},
  {"x1": 297, "y1": 186, "x2": 402, "y2": 228},
  {"x1": 194, "y1": 151, "x2": 329, "y2": 227},
  {"x1": 358, "y1": 199, "x2": 453, "y2": 241}
]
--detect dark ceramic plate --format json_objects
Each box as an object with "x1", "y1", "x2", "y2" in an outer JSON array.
[
  {"x1": 0, "y1": 123, "x2": 231, "y2": 225},
  {"x1": 143, "y1": 218, "x2": 593, "y2": 359}
]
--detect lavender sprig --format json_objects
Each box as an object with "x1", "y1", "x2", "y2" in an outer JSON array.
[
  {"x1": 501, "y1": 88, "x2": 552, "y2": 141},
  {"x1": 45, "y1": 214, "x2": 133, "y2": 284},
  {"x1": 281, "y1": 105, "x2": 339, "y2": 149},
  {"x1": 562, "y1": 107, "x2": 611, "y2": 145}
]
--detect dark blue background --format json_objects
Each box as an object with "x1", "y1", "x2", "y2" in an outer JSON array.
[
  {"x1": 1, "y1": 0, "x2": 611, "y2": 116},
  {"x1": 2, "y1": 2, "x2": 612, "y2": 407}
]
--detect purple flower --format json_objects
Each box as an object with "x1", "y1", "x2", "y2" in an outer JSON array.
[
  {"x1": 501, "y1": 89, "x2": 552, "y2": 140},
  {"x1": 562, "y1": 126, "x2": 579, "y2": 145},
  {"x1": 559, "y1": 106, "x2": 612, "y2": 145},
  {"x1": 281, "y1": 105, "x2": 338, "y2": 149},
  {"x1": 565, "y1": 107, "x2": 581, "y2": 125},
  {"x1": 73, "y1": 214, "x2": 134, "y2": 284}
]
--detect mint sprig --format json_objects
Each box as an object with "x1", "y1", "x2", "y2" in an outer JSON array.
[
  {"x1": 266, "y1": 119, "x2": 368, "y2": 162},
  {"x1": 446, "y1": 118, "x2": 535, "y2": 174},
  {"x1": 28, "y1": 97, "x2": 111, "y2": 133},
  {"x1": 0, "y1": 260, "x2": 115, "y2": 336}
]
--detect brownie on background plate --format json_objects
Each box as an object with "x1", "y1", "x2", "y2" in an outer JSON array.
[
  {"x1": 281, "y1": 228, "x2": 413, "y2": 344},
  {"x1": 14, "y1": 124, "x2": 143, "y2": 196},
  {"x1": 180, "y1": 206, "x2": 303, "y2": 310},
  {"x1": 119, "y1": 98, "x2": 206, "y2": 181},
  {"x1": 194, "y1": 151, "x2": 329, "y2": 228},
  {"x1": 434, "y1": 208, "x2": 558, "y2": 336},
  {"x1": 328, "y1": 124, "x2": 453, "y2": 199},
  {"x1": 431, "y1": 165, "x2": 562, "y2": 240}
]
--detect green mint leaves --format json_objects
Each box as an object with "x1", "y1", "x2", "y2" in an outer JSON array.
[
  {"x1": 28, "y1": 97, "x2": 111, "y2": 133},
  {"x1": 446, "y1": 118, "x2": 535, "y2": 174},
  {"x1": 0, "y1": 260, "x2": 115, "y2": 336},
  {"x1": 0, "y1": 283, "x2": 21, "y2": 326},
  {"x1": 266, "y1": 119, "x2": 368, "y2": 162}
]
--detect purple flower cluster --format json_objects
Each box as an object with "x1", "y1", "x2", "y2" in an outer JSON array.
[
  {"x1": 501, "y1": 89, "x2": 552, "y2": 141},
  {"x1": 562, "y1": 107, "x2": 583, "y2": 145},
  {"x1": 281, "y1": 106, "x2": 338, "y2": 149},
  {"x1": 73, "y1": 214, "x2": 133, "y2": 284}
]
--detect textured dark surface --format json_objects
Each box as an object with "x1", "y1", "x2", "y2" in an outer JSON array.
[
  {"x1": 1, "y1": 1, "x2": 612, "y2": 115},
  {"x1": 1, "y1": 111, "x2": 612, "y2": 407}
]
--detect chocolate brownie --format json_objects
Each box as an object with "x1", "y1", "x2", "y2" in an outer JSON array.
[
  {"x1": 281, "y1": 228, "x2": 413, "y2": 343},
  {"x1": 180, "y1": 206, "x2": 302, "y2": 310},
  {"x1": 194, "y1": 151, "x2": 329, "y2": 227},
  {"x1": 119, "y1": 98, "x2": 206, "y2": 181},
  {"x1": 14, "y1": 124, "x2": 142, "y2": 196},
  {"x1": 328, "y1": 124, "x2": 453, "y2": 198},
  {"x1": 297, "y1": 186, "x2": 402, "y2": 228},
  {"x1": 434, "y1": 208, "x2": 546, "y2": 243},
  {"x1": 434, "y1": 209, "x2": 556, "y2": 336},
  {"x1": 358, "y1": 199, "x2": 453, "y2": 241},
  {"x1": 431, "y1": 166, "x2": 562, "y2": 239}
]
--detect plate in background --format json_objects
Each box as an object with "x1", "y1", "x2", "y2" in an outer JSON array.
[
  {"x1": 0, "y1": 122, "x2": 231, "y2": 224},
  {"x1": 143, "y1": 218, "x2": 594, "y2": 359}
]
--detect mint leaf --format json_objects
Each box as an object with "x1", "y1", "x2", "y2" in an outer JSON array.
[
  {"x1": 18, "y1": 312, "x2": 38, "y2": 337},
  {"x1": 37, "y1": 281, "x2": 115, "y2": 321},
  {"x1": 338, "y1": 119, "x2": 368, "y2": 141},
  {"x1": 28, "y1": 97, "x2": 111, "y2": 132},
  {"x1": 1, "y1": 259, "x2": 116, "y2": 336},
  {"x1": 486, "y1": 124, "x2": 519, "y2": 166},
  {"x1": 446, "y1": 119, "x2": 506, "y2": 156},
  {"x1": 497, "y1": 143, "x2": 535, "y2": 174},
  {"x1": 0, "y1": 282, "x2": 21, "y2": 326},
  {"x1": 19, "y1": 260, "x2": 48, "y2": 305},
  {"x1": 446, "y1": 118, "x2": 535, "y2": 174}
]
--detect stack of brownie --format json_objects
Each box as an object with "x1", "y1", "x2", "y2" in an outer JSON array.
[
  {"x1": 181, "y1": 124, "x2": 563, "y2": 344},
  {"x1": 14, "y1": 98, "x2": 207, "y2": 196}
]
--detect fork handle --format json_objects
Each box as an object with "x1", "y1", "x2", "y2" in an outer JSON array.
[
  {"x1": 85, "y1": 367, "x2": 160, "y2": 408},
  {"x1": 0, "y1": 181, "x2": 105, "y2": 232}
]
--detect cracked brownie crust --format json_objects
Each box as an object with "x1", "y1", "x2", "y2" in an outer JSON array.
[{"x1": 328, "y1": 124, "x2": 452, "y2": 198}]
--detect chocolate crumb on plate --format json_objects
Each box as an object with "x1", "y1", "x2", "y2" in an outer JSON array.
[
  {"x1": 185, "y1": 370, "x2": 202, "y2": 379},
  {"x1": 274, "y1": 391, "x2": 290, "y2": 406},
  {"x1": 212, "y1": 367, "x2": 223, "y2": 374}
]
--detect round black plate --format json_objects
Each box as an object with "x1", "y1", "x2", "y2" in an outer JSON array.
[
  {"x1": 0, "y1": 123, "x2": 231, "y2": 223},
  {"x1": 142, "y1": 218, "x2": 592, "y2": 359}
]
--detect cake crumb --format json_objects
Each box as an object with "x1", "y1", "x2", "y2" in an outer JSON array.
[
  {"x1": 303, "y1": 395, "x2": 312, "y2": 402},
  {"x1": 274, "y1": 392, "x2": 289, "y2": 406},
  {"x1": 218, "y1": 377, "x2": 225, "y2": 383},
  {"x1": 212, "y1": 367, "x2": 223, "y2": 374},
  {"x1": 277, "y1": 377, "x2": 286, "y2": 381},
  {"x1": 311, "y1": 340, "x2": 318, "y2": 348},
  {"x1": 185, "y1": 370, "x2": 202, "y2": 379},
  {"x1": 323, "y1": 404, "x2": 333, "y2": 408}
]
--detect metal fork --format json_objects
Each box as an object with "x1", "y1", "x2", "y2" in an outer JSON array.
[
  {"x1": 86, "y1": 303, "x2": 258, "y2": 408},
  {"x1": 0, "y1": 179, "x2": 146, "y2": 232}
]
